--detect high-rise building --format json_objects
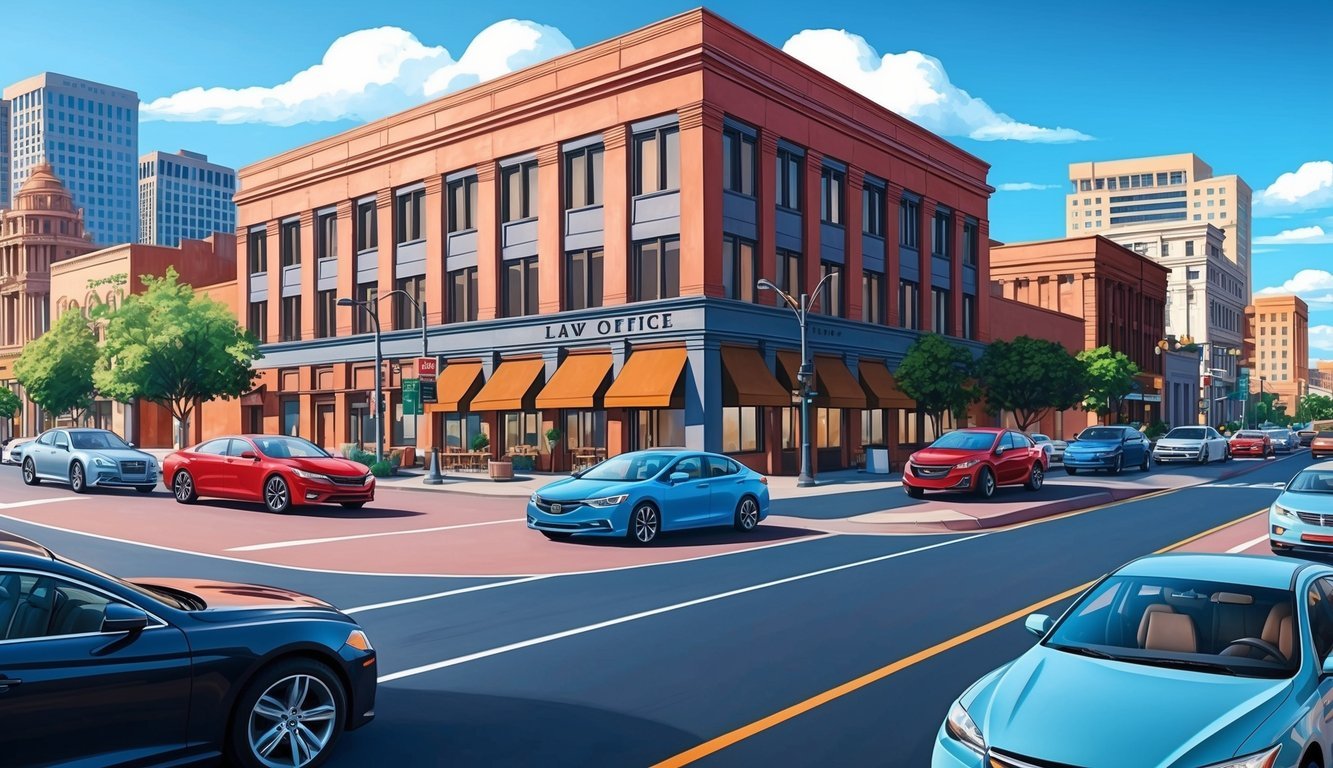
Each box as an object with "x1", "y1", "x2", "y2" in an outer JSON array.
[
  {"x1": 0, "y1": 99, "x2": 10, "y2": 207},
  {"x1": 138, "y1": 149, "x2": 237, "y2": 246},
  {"x1": 3, "y1": 73, "x2": 139, "y2": 245},
  {"x1": 1245, "y1": 294, "x2": 1309, "y2": 414}
]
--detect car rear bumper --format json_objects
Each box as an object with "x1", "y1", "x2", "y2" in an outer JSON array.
[{"x1": 1229, "y1": 445, "x2": 1267, "y2": 456}]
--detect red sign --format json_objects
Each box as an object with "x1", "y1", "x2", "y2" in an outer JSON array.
[{"x1": 416, "y1": 357, "x2": 438, "y2": 379}]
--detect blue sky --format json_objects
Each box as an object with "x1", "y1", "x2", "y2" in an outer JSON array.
[{"x1": 9, "y1": 0, "x2": 1333, "y2": 357}]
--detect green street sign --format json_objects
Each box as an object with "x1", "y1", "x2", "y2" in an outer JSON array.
[{"x1": 402, "y1": 378, "x2": 422, "y2": 416}]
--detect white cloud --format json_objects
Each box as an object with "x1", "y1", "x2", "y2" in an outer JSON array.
[
  {"x1": 781, "y1": 29, "x2": 1092, "y2": 144},
  {"x1": 1255, "y1": 161, "x2": 1333, "y2": 215},
  {"x1": 1254, "y1": 225, "x2": 1333, "y2": 245},
  {"x1": 997, "y1": 182, "x2": 1059, "y2": 192},
  {"x1": 141, "y1": 21, "x2": 573, "y2": 126},
  {"x1": 1312, "y1": 325, "x2": 1333, "y2": 355},
  {"x1": 1258, "y1": 269, "x2": 1333, "y2": 309}
]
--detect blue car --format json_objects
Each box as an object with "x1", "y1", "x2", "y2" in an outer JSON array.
[
  {"x1": 935, "y1": 553, "x2": 1333, "y2": 768},
  {"x1": 527, "y1": 449, "x2": 770, "y2": 544},
  {"x1": 1063, "y1": 425, "x2": 1152, "y2": 475},
  {"x1": 1270, "y1": 462, "x2": 1333, "y2": 555}
]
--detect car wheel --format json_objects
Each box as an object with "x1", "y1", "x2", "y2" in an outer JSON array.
[
  {"x1": 69, "y1": 461, "x2": 87, "y2": 494},
  {"x1": 264, "y1": 475, "x2": 293, "y2": 514},
  {"x1": 1197, "y1": 448, "x2": 1208, "y2": 465},
  {"x1": 628, "y1": 503, "x2": 660, "y2": 545},
  {"x1": 973, "y1": 468, "x2": 996, "y2": 499},
  {"x1": 1024, "y1": 463, "x2": 1044, "y2": 491},
  {"x1": 1108, "y1": 454, "x2": 1123, "y2": 476},
  {"x1": 541, "y1": 531, "x2": 572, "y2": 541},
  {"x1": 1065, "y1": 466, "x2": 1078, "y2": 476},
  {"x1": 1223, "y1": 446, "x2": 1232, "y2": 462},
  {"x1": 734, "y1": 496, "x2": 760, "y2": 532},
  {"x1": 339, "y1": 502, "x2": 366, "y2": 510},
  {"x1": 228, "y1": 658, "x2": 347, "y2": 768},
  {"x1": 21, "y1": 457, "x2": 39, "y2": 486},
  {"x1": 905, "y1": 484, "x2": 925, "y2": 498},
  {"x1": 173, "y1": 470, "x2": 198, "y2": 504},
  {"x1": 1141, "y1": 452, "x2": 1151, "y2": 471}
]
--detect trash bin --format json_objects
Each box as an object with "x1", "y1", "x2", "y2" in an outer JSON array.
[{"x1": 864, "y1": 444, "x2": 890, "y2": 475}]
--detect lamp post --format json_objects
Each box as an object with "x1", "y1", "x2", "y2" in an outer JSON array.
[
  {"x1": 757, "y1": 272, "x2": 839, "y2": 488},
  {"x1": 338, "y1": 292, "x2": 427, "y2": 466}
]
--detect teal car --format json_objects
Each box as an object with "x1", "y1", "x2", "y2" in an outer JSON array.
[
  {"x1": 1063, "y1": 425, "x2": 1152, "y2": 475},
  {"x1": 1270, "y1": 462, "x2": 1333, "y2": 555},
  {"x1": 935, "y1": 554, "x2": 1333, "y2": 768}
]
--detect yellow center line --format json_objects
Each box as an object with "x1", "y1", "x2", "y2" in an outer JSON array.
[{"x1": 652, "y1": 508, "x2": 1268, "y2": 768}]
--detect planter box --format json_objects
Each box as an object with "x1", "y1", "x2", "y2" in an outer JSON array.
[{"x1": 488, "y1": 460, "x2": 514, "y2": 481}]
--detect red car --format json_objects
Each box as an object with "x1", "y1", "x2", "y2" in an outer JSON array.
[
  {"x1": 163, "y1": 434, "x2": 375, "y2": 513},
  {"x1": 1314, "y1": 431, "x2": 1333, "y2": 460},
  {"x1": 903, "y1": 428, "x2": 1048, "y2": 499},
  {"x1": 1227, "y1": 429, "x2": 1273, "y2": 458}
]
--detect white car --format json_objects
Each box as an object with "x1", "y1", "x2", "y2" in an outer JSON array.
[
  {"x1": 1151, "y1": 425, "x2": 1230, "y2": 464},
  {"x1": 1028, "y1": 433, "x2": 1067, "y2": 463},
  {"x1": 2, "y1": 437, "x2": 33, "y2": 466}
]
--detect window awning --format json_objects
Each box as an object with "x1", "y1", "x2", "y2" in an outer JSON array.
[
  {"x1": 469, "y1": 359, "x2": 545, "y2": 411},
  {"x1": 426, "y1": 362, "x2": 485, "y2": 413},
  {"x1": 240, "y1": 385, "x2": 267, "y2": 407},
  {"x1": 721, "y1": 347, "x2": 790, "y2": 407},
  {"x1": 775, "y1": 351, "x2": 866, "y2": 408},
  {"x1": 535, "y1": 353, "x2": 613, "y2": 410},
  {"x1": 604, "y1": 347, "x2": 687, "y2": 409},
  {"x1": 859, "y1": 360, "x2": 915, "y2": 409}
]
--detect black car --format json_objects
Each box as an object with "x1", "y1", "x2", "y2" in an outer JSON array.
[{"x1": 0, "y1": 531, "x2": 376, "y2": 767}]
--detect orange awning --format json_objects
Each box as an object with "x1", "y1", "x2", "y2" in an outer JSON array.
[
  {"x1": 469, "y1": 359, "x2": 545, "y2": 411},
  {"x1": 426, "y1": 362, "x2": 485, "y2": 413},
  {"x1": 604, "y1": 347, "x2": 687, "y2": 409},
  {"x1": 535, "y1": 353, "x2": 613, "y2": 409},
  {"x1": 776, "y1": 351, "x2": 803, "y2": 391},
  {"x1": 722, "y1": 347, "x2": 791, "y2": 407},
  {"x1": 859, "y1": 360, "x2": 915, "y2": 409},
  {"x1": 775, "y1": 351, "x2": 866, "y2": 408}
]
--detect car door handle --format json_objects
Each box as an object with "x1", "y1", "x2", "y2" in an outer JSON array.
[
  {"x1": 697, "y1": 483, "x2": 709, "y2": 489},
  {"x1": 0, "y1": 677, "x2": 23, "y2": 691}
]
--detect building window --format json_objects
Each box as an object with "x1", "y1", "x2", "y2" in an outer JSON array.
[
  {"x1": 565, "y1": 248, "x2": 604, "y2": 310},
  {"x1": 502, "y1": 161, "x2": 538, "y2": 223},
  {"x1": 776, "y1": 248, "x2": 803, "y2": 297},
  {"x1": 247, "y1": 227, "x2": 267, "y2": 273},
  {"x1": 1185, "y1": 241, "x2": 1195, "y2": 257},
  {"x1": 722, "y1": 235, "x2": 756, "y2": 302},
  {"x1": 315, "y1": 290, "x2": 336, "y2": 338},
  {"x1": 722, "y1": 125, "x2": 756, "y2": 196},
  {"x1": 780, "y1": 407, "x2": 797, "y2": 450},
  {"x1": 247, "y1": 301, "x2": 267, "y2": 341},
  {"x1": 818, "y1": 261, "x2": 843, "y2": 317},
  {"x1": 353, "y1": 283, "x2": 377, "y2": 334},
  {"x1": 631, "y1": 237, "x2": 680, "y2": 302},
  {"x1": 776, "y1": 146, "x2": 802, "y2": 210},
  {"x1": 932, "y1": 288, "x2": 951, "y2": 335},
  {"x1": 862, "y1": 271, "x2": 884, "y2": 324},
  {"x1": 503, "y1": 257, "x2": 539, "y2": 317},
  {"x1": 861, "y1": 409, "x2": 886, "y2": 445},
  {"x1": 932, "y1": 211, "x2": 951, "y2": 259},
  {"x1": 633, "y1": 409, "x2": 685, "y2": 450},
  {"x1": 448, "y1": 267, "x2": 478, "y2": 323},
  {"x1": 501, "y1": 411, "x2": 541, "y2": 454},
  {"x1": 395, "y1": 187, "x2": 425, "y2": 244},
  {"x1": 900, "y1": 198, "x2": 920, "y2": 249},
  {"x1": 962, "y1": 220, "x2": 978, "y2": 267},
  {"x1": 816, "y1": 408, "x2": 842, "y2": 448},
  {"x1": 395, "y1": 275, "x2": 424, "y2": 329},
  {"x1": 448, "y1": 176, "x2": 478, "y2": 232},
  {"x1": 820, "y1": 166, "x2": 845, "y2": 225},
  {"x1": 281, "y1": 398, "x2": 300, "y2": 437},
  {"x1": 355, "y1": 199, "x2": 377, "y2": 253},
  {"x1": 565, "y1": 144, "x2": 604, "y2": 209},
  {"x1": 722, "y1": 406, "x2": 761, "y2": 453},
  {"x1": 634, "y1": 125, "x2": 680, "y2": 195},
  {"x1": 443, "y1": 413, "x2": 483, "y2": 450},
  {"x1": 565, "y1": 410, "x2": 608, "y2": 449},
  {"x1": 962, "y1": 294, "x2": 976, "y2": 340},
  {"x1": 316, "y1": 211, "x2": 336, "y2": 261},
  {"x1": 863, "y1": 185, "x2": 885, "y2": 236},
  {"x1": 278, "y1": 220, "x2": 300, "y2": 268},
  {"x1": 280, "y1": 295, "x2": 301, "y2": 342},
  {"x1": 899, "y1": 280, "x2": 920, "y2": 330}
]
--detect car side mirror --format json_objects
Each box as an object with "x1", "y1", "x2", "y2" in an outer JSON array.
[
  {"x1": 127, "y1": 442, "x2": 135, "y2": 448},
  {"x1": 102, "y1": 603, "x2": 150, "y2": 634},
  {"x1": 57, "y1": 443, "x2": 69, "y2": 452},
  {"x1": 668, "y1": 471, "x2": 689, "y2": 485},
  {"x1": 240, "y1": 451, "x2": 258, "y2": 460},
  {"x1": 1025, "y1": 613, "x2": 1054, "y2": 638},
  {"x1": 994, "y1": 447, "x2": 1006, "y2": 456}
]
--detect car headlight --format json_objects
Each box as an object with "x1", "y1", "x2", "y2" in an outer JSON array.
[
  {"x1": 1201, "y1": 746, "x2": 1280, "y2": 768},
  {"x1": 345, "y1": 628, "x2": 374, "y2": 652},
  {"x1": 944, "y1": 700, "x2": 985, "y2": 755},
  {"x1": 290, "y1": 468, "x2": 330, "y2": 483},
  {"x1": 954, "y1": 459, "x2": 980, "y2": 470},
  {"x1": 1271, "y1": 504, "x2": 1296, "y2": 521},
  {"x1": 586, "y1": 494, "x2": 628, "y2": 508},
  {"x1": 529, "y1": 492, "x2": 540, "y2": 505},
  {"x1": 92, "y1": 456, "x2": 115, "y2": 467}
]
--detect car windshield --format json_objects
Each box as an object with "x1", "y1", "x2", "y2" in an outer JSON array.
[
  {"x1": 1288, "y1": 470, "x2": 1333, "y2": 494},
  {"x1": 252, "y1": 436, "x2": 329, "y2": 459},
  {"x1": 928, "y1": 431, "x2": 997, "y2": 451},
  {"x1": 1267, "y1": 430, "x2": 1291, "y2": 438},
  {"x1": 1166, "y1": 427, "x2": 1207, "y2": 440},
  {"x1": 69, "y1": 431, "x2": 130, "y2": 450},
  {"x1": 1233, "y1": 431, "x2": 1266, "y2": 439},
  {"x1": 1078, "y1": 427, "x2": 1122, "y2": 441},
  {"x1": 1030, "y1": 434, "x2": 1050, "y2": 443},
  {"x1": 578, "y1": 452, "x2": 674, "y2": 481},
  {"x1": 1045, "y1": 575, "x2": 1299, "y2": 678}
]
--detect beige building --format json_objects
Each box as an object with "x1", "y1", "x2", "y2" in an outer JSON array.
[{"x1": 1244, "y1": 294, "x2": 1309, "y2": 414}]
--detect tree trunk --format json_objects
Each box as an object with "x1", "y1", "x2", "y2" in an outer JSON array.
[{"x1": 173, "y1": 401, "x2": 194, "y2": 450}]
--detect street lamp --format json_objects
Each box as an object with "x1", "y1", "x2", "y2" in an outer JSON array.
[
  {"x1": 757, "y1": 272, "x2": 839, "y2": 488},
  {"x1": 337, "y1": 293, "x2": 428, "y2": 466}
]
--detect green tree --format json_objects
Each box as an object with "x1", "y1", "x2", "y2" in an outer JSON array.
[
  {"x1": 1077, "y1": 346, "x2": 1140, "y2": 424},
  {"x1": 975, "y1": 336, "x2": 1086, "y2": 431},
  {"x1": 895, "y1": 334, "x2": 977, "y2": 436},
  {"x1": 0, "y1": 387, "x2": 20, "y2": 422},
  {"x1": 95, "y1": 267, "x2": 260, "y2": 448},
  {"x1": 1296, "y1": 393, "x2": 1333, "y2": 423},
  {"x1": 13, "y1": 308, "x2": 98, "y2": 422},
  {"x1": 1253, "y1": 392, "x2": 1290, "y2": 427}
]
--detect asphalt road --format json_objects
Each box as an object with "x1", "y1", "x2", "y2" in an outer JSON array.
[{"x1": 0, "y1": 452, "x2": 1314, "y2": 767}]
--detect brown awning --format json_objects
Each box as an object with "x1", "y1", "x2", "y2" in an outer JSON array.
[
  {"x1": 535, "y1": 353, "x2": 613, "y2": 409},
  {"x1": 469, "y1": 359, "x2": 545, "y2": 411},
  {"x1": 426, "y1": 362, "x2": 485, "y2": 413},
  {"x1": 721, "y1": 347, "x2": 790, "y2": 407},
  {"x1": 604, "y1": 347, "x2": 687, "y2": 408},
  {"x1": 859, "y1": 360, "x2": 915, "y2": 409},
  {"x1": 775, "y1": 351, "x2": 866, "y2": 408},
  {"x1": 240, "y1": 385, "x2": 267, "y2": 407}
]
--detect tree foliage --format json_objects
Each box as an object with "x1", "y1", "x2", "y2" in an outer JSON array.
[
  {"x1": 0, "y1": 387, "x2": 21, "y2": 420},
  {"x1": 1077, "y1": 346, "x2": 1140, "y2": 423},
  {"x1": 975, "y1": 336, "x2": 1086, "y2": 431},
  {"x1": 95, "y1": 268, "x2": 260, "y2": 447},
  {"x1": 895, "y1": 334, "x2": 977, "y2": 435},
  {"x1": 1296, "y1": 394, "x2": 1333, "y2": 423},
  {"x1": 13, "y1": 308, "x2": 98, "y2": 419}
]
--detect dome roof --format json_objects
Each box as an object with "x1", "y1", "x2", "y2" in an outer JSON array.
[{"x1": 13, "y1": 164, "x2": 76, "y2": 212}]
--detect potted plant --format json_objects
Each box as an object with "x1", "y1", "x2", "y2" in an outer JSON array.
[
  {"x1": 545, "y1": 427, "x2": 561, "y2": 449},
  {"x1": 471, "y1": 432, "x2": 490, "y2": 453}
]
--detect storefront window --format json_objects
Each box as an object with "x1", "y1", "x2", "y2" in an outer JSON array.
[
  {"x1": 392, "y1": 396, "x2": 417, "y2": 446},
  {"x1": 817, "y1": 408, "x2": 842, "y2": 448},
  {"x1": 861, "y1": 409, "x2": 886, "y2": 445},
  {"x1": 633, "y1": 409, "x2": 684, "y2": 450},
  {"x1": 502, "y1": 411, "x2": 541, "y2": 454},
  {"x1": 444, "y1": 413, "x2": 483, "y2": 450},
  {"x1": 722, "y1": 406, "x2": 761, "y2": 453},
  {"x1": 781, "y1": 407, "x2": 797, "y2": 450},
  {"x1": 565, "y1": 410, "x2": 607, "y2": 449},
  {"x1": 281, "y1": 398, "x2": 300, "y2": 437}
]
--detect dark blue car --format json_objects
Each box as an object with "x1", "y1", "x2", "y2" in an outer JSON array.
[{"x1": 1063, "y1": 425, "x2": 1152, "y2": 475}]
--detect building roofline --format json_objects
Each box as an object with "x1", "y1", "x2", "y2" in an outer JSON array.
[{"x1": 991, "y1": 234, "x2": 1170, "y2": 276}]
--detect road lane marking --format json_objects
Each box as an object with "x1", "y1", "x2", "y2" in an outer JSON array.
[
  {"x1": 650, "y1": 508, "x2": 1267, "y2": 767},
  {"x1": 375, "y1": 533, "x2": 991, "y2": 684},
  {"x1": 0, "y1": 498, "x2": 87, "y2": 510},
  {"x1": 345, "y1": 575, "x2": 553, "y2": 614},
  {"x1": 226, "y1": 518, "x2": 526, "y2": 551},
  {"x1": 1227, "y1": 534, "x2": 1270, "y2": 554}
]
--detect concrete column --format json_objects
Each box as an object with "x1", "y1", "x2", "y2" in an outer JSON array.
[
  {"x1": 601, "y1": 125, "x2": 629, "y2": 307},
  {"x1": 885, "y1": 184, "x2": 903, "y2": 327},
  {"x1": 299, "y1": 210, "x2": 316, "y2": 340},
  {"x1": 845, "y1": 166, "x2": 864, "y2": 321},
  {"x1": 802, "y1": 150, "x2": 823, "y2": 298},
  {"x1": 684, "y1": 340, "x2": 721, "y2": 452},
  {"x1": 475, "y1": 162, "x2": 500, "y2": 320},
  {"x1": 423, "y1": 176, "x2": 445, "y2": 326},
  {"x1": 678, "y1": 101, "x2": 725, "y2": 297},
  {"x1": 951, "y1": 212, "x2": 965, "y2": 337},
  {"x1": 375, "y1": 188, "x2": 395, "y2": 330},
  {"x1": 757, "y1": 132, "x2": 779, "y2": 305},
  {"x1": 536, "y1": 143, "x2": 563, "y2": 313},
  {"x1": 334, "y1": 200, "x2": 355, "y2": 336},
  {"x1": 918, "y1": 199, "x2": 936, "y2": 333}
]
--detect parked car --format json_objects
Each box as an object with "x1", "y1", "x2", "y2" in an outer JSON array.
[
  {"x1": 20, "y1": 428, "x2": 158, "y2": 493},
  {"x1": 163, "y1": 435, "x2": 374, "y2": 513},
  {"x1": 526, "y1": 449, "x2": 770, "y2": 544},
  {"x1": 903, "y1": 428, "x2": 1048, "y2": 500},
  {"x1": 934, "y1": 553, "x2": 1333, "y2": 768},
  {"x1": 1298, "y1": 429, "x2": 1318, "y2": 447},
  {"x1": 1265, "y1": 428, "x2": 1299, "y2": 453},
  {"x1": 1062, "y1": 425, "x2": 1152, "y2": 475},
  {"x1": 2, "y1": 436, "x2": 33, "y2": 466},
  {"x1": 0, "y1": 529, "x2": 375, "y2": 767},
  {"x1": 1313, "y1": 432, "x2": 1333, "y2": 460},
  {"x1": 1027, "y1": 433, "x2": 1067, "y2": 464},
  {"x1": 1229, "y1": 429, "x2": 1275, "y2": 458},
  {"x1": 1270, "y1": 462, "x2": 1333, "y2": 555},
  {"x1": 1151, "y1": 425, "x2": 1230, "y2": 464}
]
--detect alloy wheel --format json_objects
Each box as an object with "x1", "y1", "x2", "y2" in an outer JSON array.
[
  {"x1": 632, "y1": 505, "x2": 659, "y2": 544},
  {"x1": 1028, "y1": 465, "x2": 1043, "y2": 491},
  {"x1": 174, "y1": 471, "x2": 195, "y2": 503},
  {"x1": 736, "y1": 498, "x2": 759, "y2": 531},
  {"x1": 247, "y1": 674, "x2": 338, "y2": 768},
  {"x1": 265, "y1": 477, "x2": 290, "y2": 513},
  {"x1": 70, "y1": 462, "x2": 85, "y2": 493},
  {"x1": 21, "y1": 457, "x2": 36, "y2": 485}
]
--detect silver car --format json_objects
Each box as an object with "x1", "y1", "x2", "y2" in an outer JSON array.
[
  {"x1": 1264, "y1": 428, "x2": 1298, "y2": 453},
  {"x1": 20, "y1": 428, "x2": 158, "y2": 493},
  {"x1": 1151, "y1": 425, "x2": 1230, "y2": 464},
  {"x1": 1028, "y1": 433, "x2": 1067, "y2": 464},
  {"x1": 2, "y1": 437, "x2": 32, "y2": 466}
]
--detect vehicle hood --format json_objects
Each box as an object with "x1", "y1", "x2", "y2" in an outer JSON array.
[
  {"x1": 1275, "y1": 491, "x2": 1333, "y2": 514},
  {"x1": 908, "y1": 447, "x2": 988, "y2": 465},
  {"x1": 1065, "y1": 439, "x2": 1121, "y2": 454},
  {"x1": 133, "y1": 577, "x2": 340, "y2": 613},
  {"x1": 273, "y1": 456, "x2": 370, "y2": 478},
  {"x1": 969, "y1": 646, "x2": 1292, "y2": 767},
  {"x1": 1156, "y1": 437, "x2": 1204, "y2": 448},
  {"x1": 535, "y1": 476, "x2": 642, "y2": 501},
  {"x1": 79, "y1": 447, "x2": 154, "y2": 462}
]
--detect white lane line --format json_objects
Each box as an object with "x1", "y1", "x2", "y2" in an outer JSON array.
[
  {"x1": 1226, "y1": 534, "x2": 1270, "y2": 554},
  {"x1": 345, "y1": 575, "x2": 553, "y2": 614},
  {"x1": 0, "y1": 498, "x2": 87, "y2": 510},
  {"x1": 376, "y1": 532, "x2": 989, "y2": 683},
  {"x1": 227, "y1": 518, "x2": 524, "y2": 552}
]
